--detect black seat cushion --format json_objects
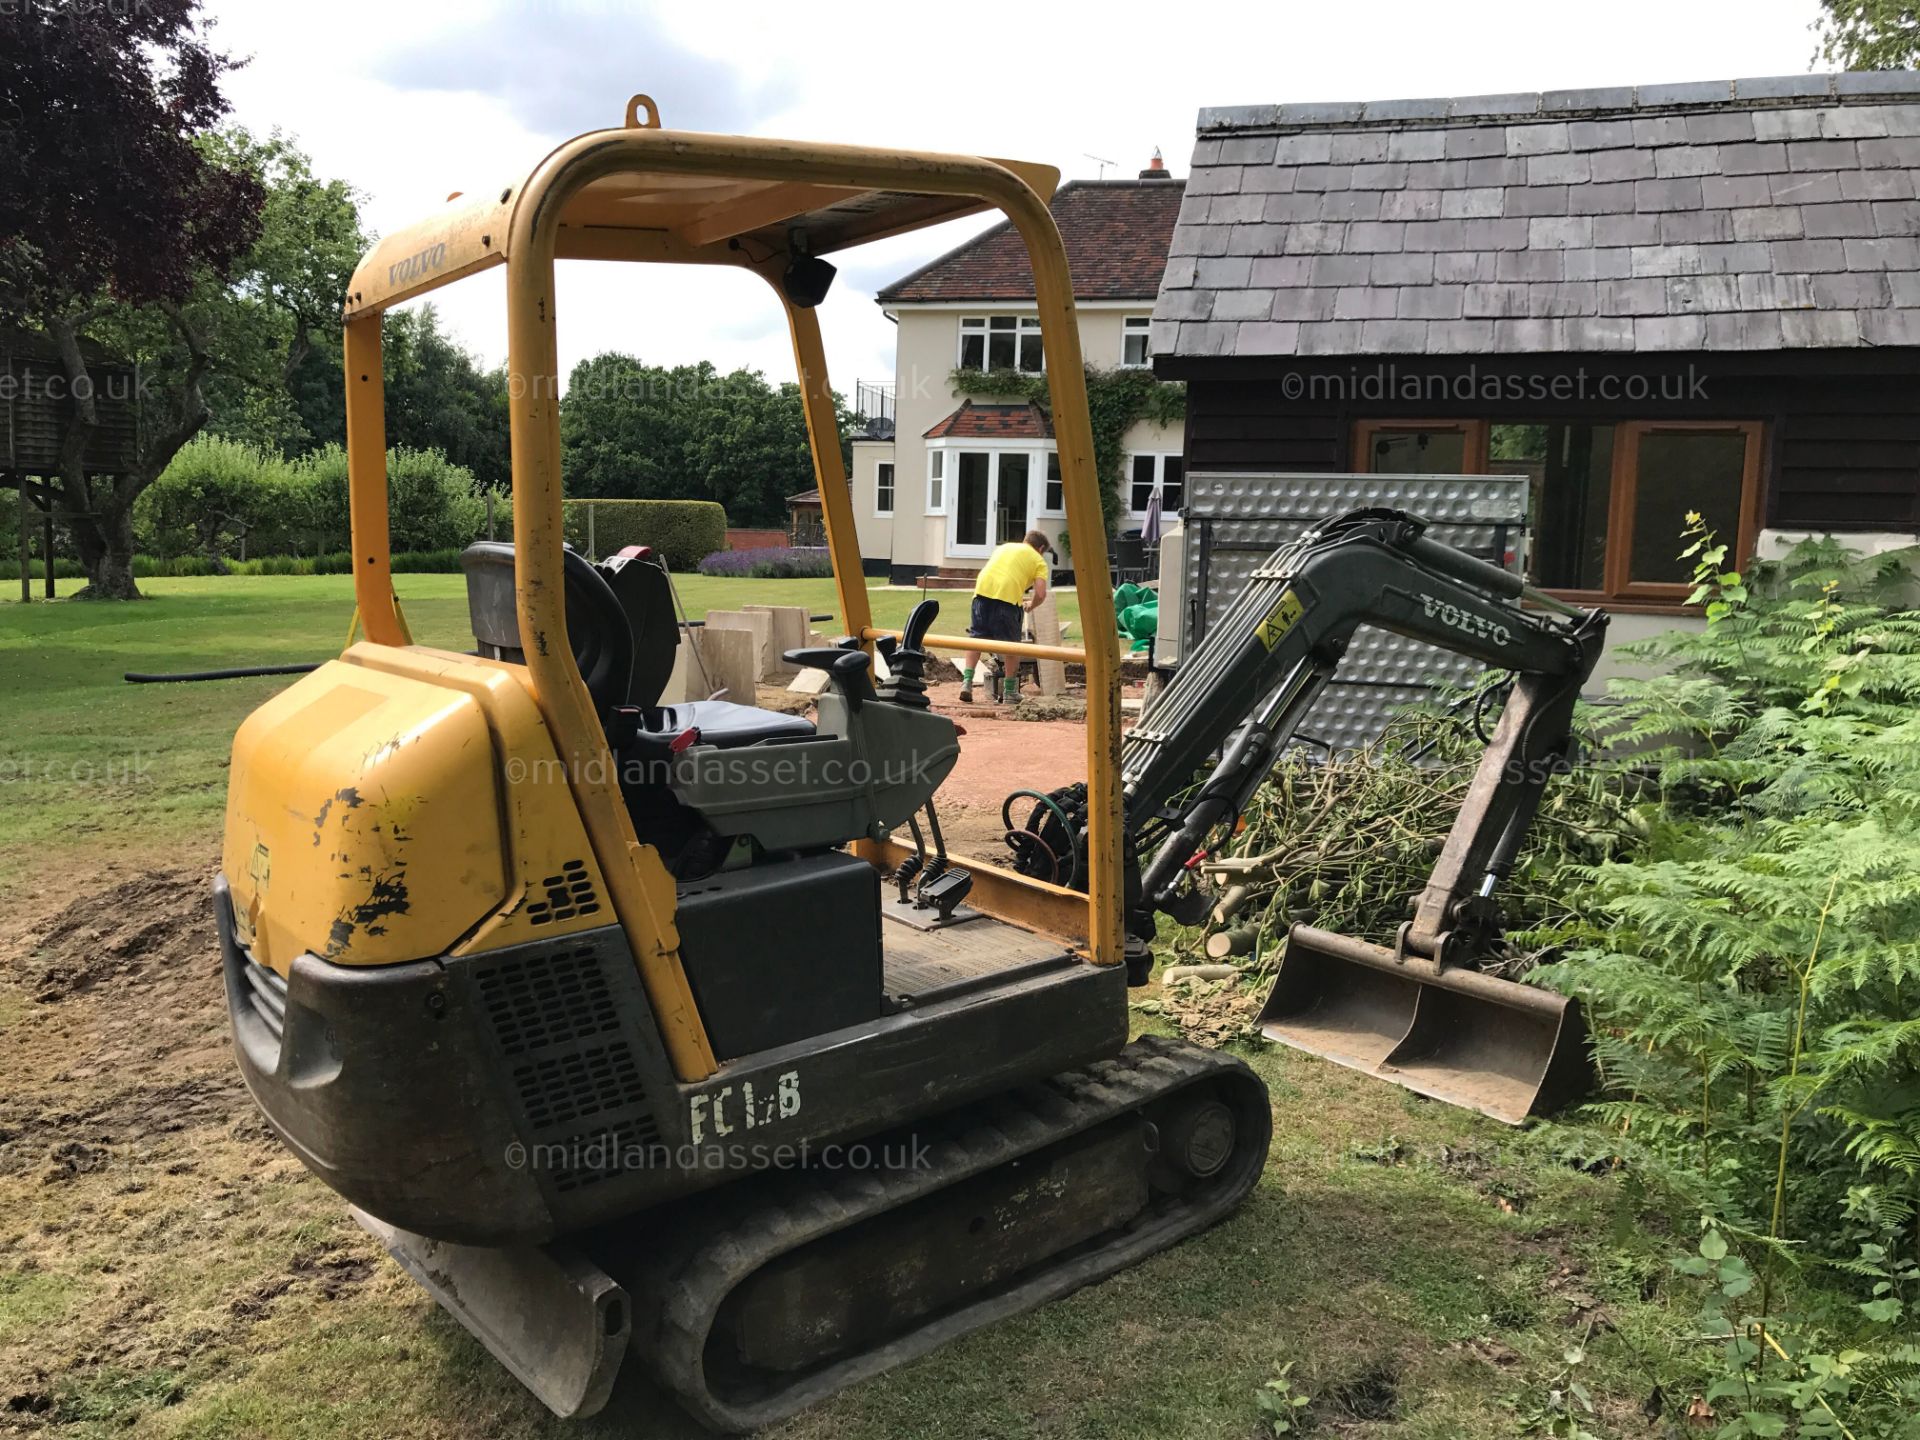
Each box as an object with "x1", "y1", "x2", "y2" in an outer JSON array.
[{"x1": 650, "y1": 700, "x2": 813, "y2": 748}]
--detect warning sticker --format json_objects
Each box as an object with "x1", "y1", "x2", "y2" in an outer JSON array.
[{"x1": 1254, "y1": 590, "x2": 1305, "y2": 650}]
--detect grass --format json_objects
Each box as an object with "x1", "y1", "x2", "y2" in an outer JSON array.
[
  {"x1": 0, "y1": 578, "x2": 1707, "y2": 1438},
  {"x1": 0, "y1": 575, "x2": 1081, "y2": 893}
]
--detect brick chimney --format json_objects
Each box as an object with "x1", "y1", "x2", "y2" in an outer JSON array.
[{"x1": 1138, "y1": 147, "x2": 1171, "y2": 180}]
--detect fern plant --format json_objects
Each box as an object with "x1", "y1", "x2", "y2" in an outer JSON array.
[{"x1": 1532, "y1": 529, "x2": 1920, "y2": 1432}]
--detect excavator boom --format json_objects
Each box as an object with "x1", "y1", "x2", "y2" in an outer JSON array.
[{"x1": 1011, "y1": 507, "x2": 1607, "y2": 1122}]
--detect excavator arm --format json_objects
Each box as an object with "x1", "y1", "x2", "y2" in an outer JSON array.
[
  {"x1": 1119, "y1": 507, "x2": 1607, "y2": 955},
  {"x1": 1007, "y1": 507, "x2": 1607, "y2": 1123}
]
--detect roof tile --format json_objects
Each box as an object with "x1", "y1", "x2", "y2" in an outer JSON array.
[
  {"x1": 1163, "y1": 78, "x2": 1920, "y2": 357},
  {"x1": 1506, "y1": 123, "x2": 1571, "y2": 156},
  {"x1": 1654, "y1": 145, "x2": 1723, "y2": 178},
  {"x1": 1443, "y1": 128, "x2": 1508, "y2": 159},
  {"x1": 1569, "y1": 119, "x2": 1637, "y2": 151},
  {"x1": 1702, "y1": 174, "x2": 1772, "y2": 209},
  {"x1": 1687, "y1": 112, "x2": 1757, "y2": 144},
  {"x1": 881, "y1": 179, "x2": 1184, "y2": 303},
  {"x1": 1505, "y1": 187, "x2": 1566, "y2": 221},
  {"x1": 1591, "y1": 148, "x2": 1658, "y2": 183},
  {"x1": 923, "y1": 401, "x2": 1053, "y2": 441}
]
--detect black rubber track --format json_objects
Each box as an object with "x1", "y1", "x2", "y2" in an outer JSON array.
[{"x1": 619, "y1": 1035, "x2": 1271, "y2": 1432}]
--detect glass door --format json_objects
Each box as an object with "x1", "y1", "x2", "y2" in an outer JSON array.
[
  {"x1": 953, "y1": 453, "x2": 991, "y2": 553},
  {"x1": 995, "y1": 454, "x2": 1030, "y2": 544},
  {"x1": 945, "y1": 450, "x2": 1036, "y2": 558}
]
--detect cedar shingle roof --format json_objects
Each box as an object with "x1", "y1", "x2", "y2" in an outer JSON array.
[
  {"x1": 879, "y1": 179, "x2": 1184, "y2": 304},
  {"x1": 1155, "y1": 73, "x2": 1920, "y2": 359},
  {"x1": 923, "y1": 401, "x2": 1054, "y2": 439}
]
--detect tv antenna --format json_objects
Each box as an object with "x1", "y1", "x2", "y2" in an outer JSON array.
[{"x1": 1083, "y1": 152, "x2": 1117, "y2": 179}]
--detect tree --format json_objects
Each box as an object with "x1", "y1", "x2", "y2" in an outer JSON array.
[
  {"x1": 561, "y1": 354, "x2": 851, "y2": 526},
  {"x1": 201, "y1": 131, "x2": 368, "y2": 454},
  {"x1": 1815, "y1": 0, "x2": 1920, "y2": 68},
  {"x1": 382, "y1": 309, "x2": 512, "y2": 491},
  {"x1": 0, "y1": 1, "x2": 265, "y2": 598}
]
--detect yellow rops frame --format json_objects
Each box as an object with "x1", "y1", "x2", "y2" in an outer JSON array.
[{"x1": 338, "y1": 101, "x2": 1123, "y2": 1084}]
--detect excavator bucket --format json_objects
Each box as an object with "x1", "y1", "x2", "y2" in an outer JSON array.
[{"x1": 1257, "y1": 925, "x2": 1592, "y2": 1125}]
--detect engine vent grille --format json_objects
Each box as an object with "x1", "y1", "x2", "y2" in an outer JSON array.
[
  {"x1": 470, "y1": 939, "x2": 659, "y2": 1196},
  {"x1": 473, "y1": 944, "x2": 622, "y2": 1057},
  {"x1": 526, "y1": 858, "x2": 601, "y2": 927},
  {"x1": 518, "y1": 1042, "x2": 645, "y2": 1131},
  {"x1": 244, "y1": 961, "x2": 288, "y2": 1042}
]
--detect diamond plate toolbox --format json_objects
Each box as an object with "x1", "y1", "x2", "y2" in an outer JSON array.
[{"x1": 1178, "y1": 472, "x2": 1532, "y2": 756}]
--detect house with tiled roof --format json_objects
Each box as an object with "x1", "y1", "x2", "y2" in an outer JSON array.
[
  {"x1": 849, "y1": 159, "x2": 1186, "y2": 581},
  {"x1": 1153, "y1": 73, "x2": 1920, "y2": 656}
]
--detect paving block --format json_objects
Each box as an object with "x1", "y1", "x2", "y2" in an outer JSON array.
[
  {"x1": 743, "y1": 604, "x2": 808, "y2": 674},
  {"x1": 703, "y1": 609, "x2": 775, "y2": 679},
  {"x1": 1030, "y1": 593, "x2": 1067, "y2": 697},
  {"x1": 695, "y1": 625, "x2": 757, "y2": 706}
]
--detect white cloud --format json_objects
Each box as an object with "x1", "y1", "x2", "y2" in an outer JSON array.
[{"x1": 206, "y1": 0, "x2": 1826, "y2": 408}]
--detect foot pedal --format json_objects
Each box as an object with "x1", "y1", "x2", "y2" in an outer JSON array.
[{"x1": 916, "y1": 866, "x2": 973, "y2": 921}]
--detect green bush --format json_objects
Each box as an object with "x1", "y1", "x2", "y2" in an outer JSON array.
[
  {"x1": 294, "y1": 444, "x2": 487, "y2": 553},
  {"x1": 558, "y1": 499, "x2": 727, "y2": 571},
  {"x1": 136, "y1": 435, "x2": 300, "y2": 560},
  {"x1": 0, "y1": 557, "x2": 88, "y2": 582}
]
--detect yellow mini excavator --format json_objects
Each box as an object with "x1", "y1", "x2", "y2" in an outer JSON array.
[{"x1": 217, "y1": 100, "x2": 1595, "y2": 1431}]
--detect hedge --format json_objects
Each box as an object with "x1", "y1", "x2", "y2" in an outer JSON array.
[
  {"x1": 0, "y1": 550, "x2": 469, "y2": 583},
  {"x1": 559, "y1": 499, "x2": 727, "y2": 571}
]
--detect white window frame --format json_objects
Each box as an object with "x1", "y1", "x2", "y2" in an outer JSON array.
[
  {"x1": 927, "y1": 438, "x2": 1048, "y2": 558},
  {"x1": 1039, "y1": 449, "x2": 1065, "y2": 517},
  {"x1": 1126, "y1": 452, "x2": 1186, "y2": 518},
  {"x1": 925, "y1": 449, "x2": 946, "y2": 515},
  {"x1": 958, "y1": 314, "x2": 1044, "y2": 374},
  {"x1": 1120, "y1": 315, "x2": 1152, "y2": 369},
  {"x1": 874, "y1": 460, "x2": 895, "y2": 517}
]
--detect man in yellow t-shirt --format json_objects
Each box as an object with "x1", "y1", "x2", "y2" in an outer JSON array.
[{"x1": 960, "y1": 529, "x2": 1054, "y2": 704}]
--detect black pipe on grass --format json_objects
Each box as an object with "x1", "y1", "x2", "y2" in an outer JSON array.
[{"x1": 124, "y1": 663, "x2": 321, "y2": 684}]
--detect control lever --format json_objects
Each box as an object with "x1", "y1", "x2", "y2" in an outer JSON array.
[
  {"x1": 876, "y1": 598, "x2": 940, "y2": 709},
  {"x1": 784, "y1": 647, "x2": 877, "y2": 711}
]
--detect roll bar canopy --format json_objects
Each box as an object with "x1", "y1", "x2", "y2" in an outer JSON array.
[{"x1": 340, "y1": 98, "x2": 1121, "y2": 1083}]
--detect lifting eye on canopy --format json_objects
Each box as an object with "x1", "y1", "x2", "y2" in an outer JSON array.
[{"x1": 340, "y1": 94, "x2": 1061, "y2": 323}]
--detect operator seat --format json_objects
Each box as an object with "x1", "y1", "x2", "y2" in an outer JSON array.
[{"x1": 457, "y1": 542, "x2": 813, "y2": 748}]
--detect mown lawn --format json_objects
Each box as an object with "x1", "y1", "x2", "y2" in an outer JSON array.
[
  {"x1": 1, "y1": 579, "x2": 1708, "y2": 1440},
  {"x1": 0, "y1": 575, "x2": 1080, "y2": 893}
]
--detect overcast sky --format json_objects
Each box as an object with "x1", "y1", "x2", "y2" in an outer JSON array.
[{"x1": 205, "y1": 0, "x2": 1827, "y2": 396}]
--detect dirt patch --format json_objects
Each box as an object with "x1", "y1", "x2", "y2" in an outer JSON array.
[
  {"x1": 9, "y1": 868, "x2": 215, "y2": 1003},
  {"x1": 289, "y1": 1246, "x2": 377, "y2": 1301},
  {"x1": 1005, "y1": 695, "x2": 1086, "y2": 723},
  {"x1": 1317, "y1": 1360, "x2": 1402, "y2": 1423}
]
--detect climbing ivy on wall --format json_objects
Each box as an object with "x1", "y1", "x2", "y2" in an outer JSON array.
[{"x1": 949, "y1": 365, "x2": 1186, "y2": 536}]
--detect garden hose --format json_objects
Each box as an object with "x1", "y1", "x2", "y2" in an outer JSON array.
[{"x1": 124, "y1": 664, "x2": 321, "y2": 684}]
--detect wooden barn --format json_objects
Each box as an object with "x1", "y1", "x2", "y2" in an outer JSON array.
[{"x1": 1152, "y1": 72, "x2": 1920, "y2": 658}]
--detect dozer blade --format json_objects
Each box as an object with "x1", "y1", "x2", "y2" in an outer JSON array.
[
  {"x1": 351, "y1": 1208, "x2": 631, "y2": 1420},
  {"x1": 1257, "y1": 924, "x2": 1592, "y2": 1125}
]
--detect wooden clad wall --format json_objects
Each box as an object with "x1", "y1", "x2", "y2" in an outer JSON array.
[
  {"x1": 1, "y1": 353, "x2": 141, "y2": 475},
  {"x1": 1174, "y1": 354, "x2": 1920, "y2": 533}
]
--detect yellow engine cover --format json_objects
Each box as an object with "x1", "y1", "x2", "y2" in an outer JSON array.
[{"x1": 222, "y1": 644, "x2": 612, "y2": 974}]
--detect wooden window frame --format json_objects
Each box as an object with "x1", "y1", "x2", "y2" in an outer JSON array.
[
  {"x1": 1602, "y1": 420, "x2": 1765, "y2": 604},
  {"x1": 874, "y1": 460, "x2": 895, "y2": 517},
  {"x1": 1352, "y1": 419, "x2": 1491, "y2": 476},
  {"x1": 1350, "y1": 417, "x2": 1764, "y2": 612}
]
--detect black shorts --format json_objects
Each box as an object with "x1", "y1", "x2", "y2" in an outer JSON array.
[{"x1": 969, "y1": 594, "x2": 1023, "y2": 643}]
